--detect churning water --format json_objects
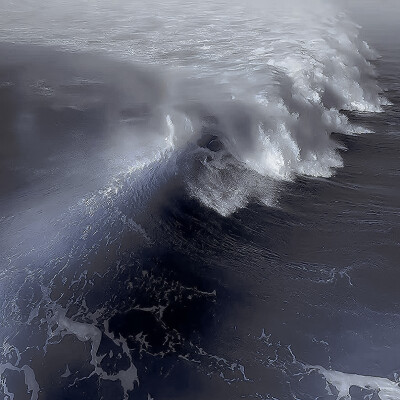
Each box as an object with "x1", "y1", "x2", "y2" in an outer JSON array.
[{"x1": 0, "y1": 0, "x2": 399, "y2": 399}]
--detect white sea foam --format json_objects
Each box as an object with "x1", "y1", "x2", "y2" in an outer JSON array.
[
  {"x1": 0, "y1": 362, "x2": 39, "y2": 400},
  {"x1": 0, "y1": 0, "x2": 386, "y2": 218},
  {"x1": 45, "y1": 301, "x2": 139, "y2": 399},
  {"x1": 311, "y1": 365, "x2": 400, "y2": 400}
]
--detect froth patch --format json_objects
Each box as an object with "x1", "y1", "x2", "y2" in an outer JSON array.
[
  {"x1": 311, "y1": 365, "x2": 400, "y2": 400},
  {"x1": 0, "y1": 363, "x2": 39, "y2": 400},
  {"x1": 45, "y1": 305, "x2": 139, "y2": 399}
]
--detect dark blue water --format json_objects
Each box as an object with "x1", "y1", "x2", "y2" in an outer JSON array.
[{"x1": 1, "y1": 2, "x2": 400, "y2": 399}]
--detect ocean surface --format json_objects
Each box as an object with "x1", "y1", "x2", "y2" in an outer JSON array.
[{"x1": 0, "y1": 0, "x2": 399, "y2": 399}]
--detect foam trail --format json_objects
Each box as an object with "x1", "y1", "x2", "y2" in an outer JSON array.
[
  {"x1": 311, "y1": 365, "x2": 400, "y2": 400},
  {"x1": 43, "y1": 285, "x2": 139, "y2": 399},
  {"x1": 0, "y1": 363, "x2": 39, "y2": 400}
]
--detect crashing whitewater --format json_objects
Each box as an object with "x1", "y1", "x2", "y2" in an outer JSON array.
[
  {"x1": 0, "y1": 0, "x2": 395, "y2": 399},
  {"x1": 0, "y1": 0, "x2": 388, "y2": 216}
]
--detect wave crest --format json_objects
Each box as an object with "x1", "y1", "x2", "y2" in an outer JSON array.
[{"x1": 0, "y1": 0, "x2": 386, "y2": 216}]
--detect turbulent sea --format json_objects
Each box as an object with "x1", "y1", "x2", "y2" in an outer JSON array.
[{"x1": 0, "y1": 0, "x2": 400, "y2": 399}]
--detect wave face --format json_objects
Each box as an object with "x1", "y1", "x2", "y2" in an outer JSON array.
[
  {"x1": 0, "y1": 0, "x2": 386, "y2": 216},
  {"x1": 1, "y1": 2, "x2": 397, "y2": 399}
]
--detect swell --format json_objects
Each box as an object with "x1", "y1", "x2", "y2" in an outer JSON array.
[
  {"x1": 0, "y1": 2, "x2": 391, "y2": 398},
  {"x1": 0, "y1": 0, "x2": 387, "y2": 266}
]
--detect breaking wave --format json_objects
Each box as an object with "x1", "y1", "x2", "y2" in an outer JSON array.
[
  {"x1": 0, "y1": 1, "x2": 394, "y2": 398},
  {"x1": 0, "y1": 0, "x2": 387, "y2": 219}
]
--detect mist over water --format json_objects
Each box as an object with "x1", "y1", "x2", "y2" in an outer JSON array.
[
  {"x1": 0, "y1": 1, "x2": 399, "y2": 399},
  {"x1": 0, "y1": 0, "x2": 387, "y2": 215}
]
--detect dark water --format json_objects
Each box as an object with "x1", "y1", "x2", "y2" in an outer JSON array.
[{"x1": 1, "y1": 2, "x2": 400, "y2": 400}]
